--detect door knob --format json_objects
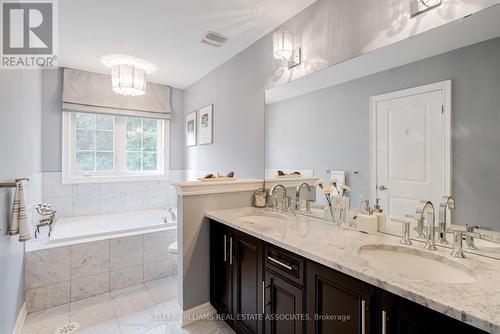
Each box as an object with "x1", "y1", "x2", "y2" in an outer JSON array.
[{"x1": 378, "y1": 185, "x2": 389, "y2": 191}]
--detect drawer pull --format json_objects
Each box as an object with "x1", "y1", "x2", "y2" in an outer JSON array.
[
  {"x1": 361, "y1": 299, "x2": 366, "y2": 334},
  {"x1": 229, "y1": 237, "x2": 233, "y2": 265},
  {"x1": 262, "y1": 280, "x2": 265, "y2": 314},
  {"x1": 382, "y1": 310, "x2": 387, "y2": 334},
  {"x1": 223, "y1": 235, "x2": 227, "y2": 262},
  {"x1": 267, "y1": 256, "x2": 293, "y2": 270}
]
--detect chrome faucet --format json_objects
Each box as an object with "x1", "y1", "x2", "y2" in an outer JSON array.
[
  {"x1": 269, "y1": 184, "x2": 287, "y2": 213},
  {"x1": 391, "y1": 217, "x2": 413, "y2": 245},
  {"x1": 438, "y1": 196, "x2": 455, "y2": 245},
  {"x1": 295, "y1": 183, "x2": 312, "y2": 212},
  {"x1": 415, "y1": 201, "x2": 437, "y2": 251},
  {"x1": 464, "y1": 224, "x2": 478, "y2": 250}
]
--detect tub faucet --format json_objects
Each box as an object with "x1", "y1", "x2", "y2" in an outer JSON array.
[
  {"x1": 416, "y1": 200, "x2": 437, "y2": 251},
  {"x1": 295, "y1": 183, "x2": 311, "y2": 212},
  {"x1": 438, "y1": 196, "x2": 455, "y2": 244},
  {"x1": 269, "y1": 184, "x2": 287, "y2": 213}
]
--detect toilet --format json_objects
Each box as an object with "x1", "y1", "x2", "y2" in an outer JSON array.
[{"x1": 168, "y1": 241, "x2": 178, "y2": 255}]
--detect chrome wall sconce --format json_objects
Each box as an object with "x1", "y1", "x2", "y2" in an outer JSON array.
[
  {"x1": 410, "y1": 0, "x2": 441, "y2": 17},
  {"x1": 272, "y1": 30, "x2": 301, "y2": 69}
]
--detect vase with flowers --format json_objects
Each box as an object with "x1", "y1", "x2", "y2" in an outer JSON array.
[{"x1": 314, "y1": 179, "x2": 350, "y2": 223}]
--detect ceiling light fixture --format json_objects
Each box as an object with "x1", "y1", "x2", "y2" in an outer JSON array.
[
  {"x1": 100, "y1": 55, "x2": 156, "y2": 97},
  {"x1": 272, "y1": 30, "x2": 301, "y2": 69}
]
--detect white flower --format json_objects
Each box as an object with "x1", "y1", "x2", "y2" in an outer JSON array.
[{"x1": 340, "y1": 184, "x2": 351, "y2": 193}]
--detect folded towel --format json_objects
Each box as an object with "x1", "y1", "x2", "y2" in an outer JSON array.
[{"x1": 9, "y1": 180, "x2": 32, "y2": 242}]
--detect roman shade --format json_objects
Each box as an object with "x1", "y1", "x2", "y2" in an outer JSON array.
[{"x1": 62, "y1": 68, "x2": 171, "y2": 119}]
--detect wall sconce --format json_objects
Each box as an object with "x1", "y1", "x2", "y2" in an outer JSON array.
[{"x1": 272, "y1": 30, "x2": 301, "y2": 69}]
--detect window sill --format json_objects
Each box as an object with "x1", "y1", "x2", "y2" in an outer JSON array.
[{"x1": 61, "y1": 173, "x2": 170, "y2": 184}]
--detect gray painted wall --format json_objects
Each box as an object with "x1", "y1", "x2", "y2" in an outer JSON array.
[
  {"x1": 266, "y1": 37, "x2": 500, "y2": 229},
  {"x1": 183, "y1": 0, "x2": 497, "y2": 180},
  {"x1": 40, "y1": 68, "x2": 185, "y2": 172},
  {"x1": 0, "y1": 70, "x2": 43, "y2": 333}
]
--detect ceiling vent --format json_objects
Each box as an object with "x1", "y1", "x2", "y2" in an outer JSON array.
[{"x1": 201, "y1": 31, "x2": 228, "y2": 47}]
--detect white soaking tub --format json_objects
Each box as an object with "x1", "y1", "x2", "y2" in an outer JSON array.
[{"x1": 49, "y1": 208, "x2": 176, "y2": 243}]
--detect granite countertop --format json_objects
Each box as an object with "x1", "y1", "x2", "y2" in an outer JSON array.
[{"x1": 205, "y1": 207, "x2": 500, "y2": 333}]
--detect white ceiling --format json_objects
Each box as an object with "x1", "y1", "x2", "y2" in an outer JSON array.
[{"x1": 59, "y1": 0, "x2": 316, "y2": 89}]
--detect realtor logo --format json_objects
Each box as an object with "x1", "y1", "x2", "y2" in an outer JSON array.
[{"x1": 1, "y1": 0, "x2": 58, "y2": 68}]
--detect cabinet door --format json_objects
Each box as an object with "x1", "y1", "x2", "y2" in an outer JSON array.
[
  {"x1": 307, "y1": 261, "x2": 376, "y2": 334},
  {"x1": 232, "y1": 231, "x2": 264, "y2": 334},
  {"x1": 264, "y1": 270, "x2": 304, "y2": 334},
  {"x1": 380, "y1": 291, "x2": 487, "y2": 334},
  {"x1": 210, "y1": 221, "x2": 232, "y2": 316}
]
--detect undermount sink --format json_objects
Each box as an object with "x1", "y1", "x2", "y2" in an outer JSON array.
[
  {"x1": 239, "y1": 214, "x2": 286, "y2": 225},
  {"x1": 358, "y1": 244, "x2": 475, "y2": 284}
]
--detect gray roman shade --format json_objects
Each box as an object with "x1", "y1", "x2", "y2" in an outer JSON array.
[{"x1": 62, "y1": 68, "x2": 171, "y2": 119}]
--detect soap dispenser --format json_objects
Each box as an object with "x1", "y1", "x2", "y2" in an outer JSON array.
[
  {"x1": 373, "y1": 198, "x2": 387, "y2": 231},
  {"x1": 357, "y1": 200, "x2": 378, "y2": 234}
]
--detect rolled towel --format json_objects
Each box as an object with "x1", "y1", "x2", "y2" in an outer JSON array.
[{"x1": 9, "y1": 180, "x2": 32, "y2": 242}]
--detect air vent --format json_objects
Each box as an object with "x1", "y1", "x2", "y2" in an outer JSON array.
[{"x1": 201, "y1": 31, "x2": 228, "y2": 47}]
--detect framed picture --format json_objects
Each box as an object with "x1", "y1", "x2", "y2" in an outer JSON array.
[
  {"x1": 198, "y1": 104, "x2": 213, "y2": 145},
  {"x1": 185, "y1": 111, "x2": 197, "y2": 147}
]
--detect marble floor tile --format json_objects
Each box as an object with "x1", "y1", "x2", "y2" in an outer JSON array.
[
  {"x1": 156, "y1": 299, "x2": 181, "y2": 325},
  {"x1": 145, "y1": 276, "x2": 177, "y2": 304},
  {"x1": 111, "y1": 283, "x2": 156, "y2": 317},
  {"x1": 74, "y1": 319, "x2": 121, "y2": 334},
  {"x1": 22, "y1": 304, "x2": 70, "y2": 334},
  {"x1": 141, "y1": 324, "x2": 171, "y2": 334},
  {"x1": 167, "y1": 319, "x2": 225, "y2": 334},
  {"x1": 21, "y1": 278, "x2": 232, "y2": 334},
  {"x1": 69, "y1": 293, "x2": 115, "y2": 328},
  {"x1": 116, "y1": 306, "x2": 164, "y2": 334}
]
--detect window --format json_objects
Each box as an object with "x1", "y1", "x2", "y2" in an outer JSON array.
[{"x1": 63, "y1": 112, "x2": 167, "y2": 183}]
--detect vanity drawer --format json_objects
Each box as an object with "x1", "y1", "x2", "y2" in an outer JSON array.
[{"x1": 265, "y1": 244, "x2": 304, "y2": 286}]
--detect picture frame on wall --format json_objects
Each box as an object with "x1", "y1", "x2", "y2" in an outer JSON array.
[
  {"x1": 185, "y1": 111, "x2": 197, "y2": 147},
  {"x1": 198, "y1": 104, "x2": 213, "y2": 145}
]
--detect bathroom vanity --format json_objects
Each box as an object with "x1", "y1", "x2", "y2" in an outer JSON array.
[{"x1": 207, "y1": 208, "x2": 499, "y2": 334}]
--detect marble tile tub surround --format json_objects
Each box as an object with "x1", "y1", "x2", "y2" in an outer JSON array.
[
  {"x1": 25, "y1": 229, "x2": 177, "y2": 313},
  {"x1": 42, "y1": 171, "x2": 179, "y2": 217},
  {"x1": 206, "y1": 207, "x2": 500, "y2": 333}
]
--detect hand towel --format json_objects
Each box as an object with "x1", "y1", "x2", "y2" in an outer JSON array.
[{"x1": 9, "y1": 180, "x2": 32, "y2": 242}]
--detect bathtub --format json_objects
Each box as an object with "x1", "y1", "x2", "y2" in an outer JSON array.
[
  {"x1": 49, "y1": 207, "x2": 176, "y2": 243},
  {"x1": 25, "y1": 208, "x2": 178, "y2": 312}
]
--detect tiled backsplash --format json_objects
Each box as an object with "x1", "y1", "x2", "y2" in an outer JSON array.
[{"x1": 42, "y1": 172, "x2": 179, "y2": 217}]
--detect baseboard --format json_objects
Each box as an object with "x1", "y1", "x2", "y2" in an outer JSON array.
[
  {"x1": 12, "y1": 302, "x2": 27, "y2": 334},
  {"x1": 178, "y1": 302, "x2": 217, "y2": 328}
]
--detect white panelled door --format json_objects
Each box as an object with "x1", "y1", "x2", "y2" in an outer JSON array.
[{"x1": 370, "y1": 81, "x2": 451, "y2": 220}]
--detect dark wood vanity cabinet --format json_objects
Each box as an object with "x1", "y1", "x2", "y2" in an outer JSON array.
[
  {"x1": 380, "y1": 291, "x2": 487, "y2": 334},
  {"x1": 210, "y1": 221, "x2": 264, "y2": 334},
  {"x1": 307, "y1": 261, "x2": 377, "y2": 334},
  {"x1": 210, "y1": 220, "x2": 488, "y2": 334},
  {"x1": 264, "y1": 244, "x2": 306, "y2": 334},
  {"x1": 210, "y1": 221, "x2": 232, "y2": 316},
  {"x1": 232, "y1": 231, "x2": 264, "y2": 334}
]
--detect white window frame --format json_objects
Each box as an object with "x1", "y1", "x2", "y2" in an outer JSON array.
[{"x1": 62, "y1": 112, "x2": 169, "y2": 184}]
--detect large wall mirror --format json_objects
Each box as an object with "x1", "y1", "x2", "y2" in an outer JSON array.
[{"x1": 264, "y1": 4, "x2": 500, "y2": 259}]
